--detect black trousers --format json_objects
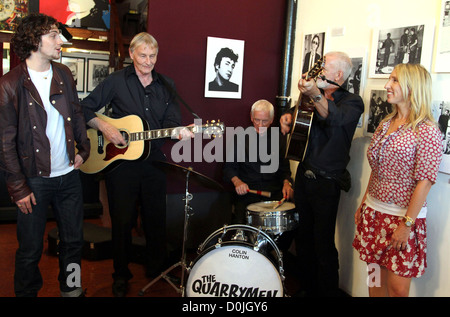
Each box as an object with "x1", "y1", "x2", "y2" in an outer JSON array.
[
  {"x1": 294, "y1": 167, "x2": 341, "y2": 296},
  {"x1": 105, "y1": 158, "x2": 167, "y2": 281}
]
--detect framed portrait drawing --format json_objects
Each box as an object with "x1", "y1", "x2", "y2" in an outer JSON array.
[
  {"x1": 61, "y1": 56, "x2": 85, "y2": 93},
  {"x1": 369, "y1": 23, "x2": 435, "y2": 78},
  {"x1": 434, "y1": 0, "x2": 450, "y2": 72},
  {"x1": 364, "y1": 88, "x2": 393, "y2": 136},
  {"x1": 87, "y1": 59, "x2": 110, "y2": 92},
  {"x1": 204, "y1": 37, "x2": 245, "y2": 99},
  {"x1": 301, "y1": 32, "x2": 325, "y2": 75}
]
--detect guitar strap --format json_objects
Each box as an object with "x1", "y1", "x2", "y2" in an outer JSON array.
[{"x1": 158, "y1": 74, "x2": 202, "y2": 120}]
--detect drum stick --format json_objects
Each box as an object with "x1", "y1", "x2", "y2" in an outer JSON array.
[
  {"x1": 247, "y1": 189, "x2": 271, "y2": 198},
  {"x1": 273, "y1": 197, "x2": 286, "y2": 209}
]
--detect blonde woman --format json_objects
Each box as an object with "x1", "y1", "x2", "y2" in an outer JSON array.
[{"x1": 353, "y1": 63, "x2": 443, "y2": 297}]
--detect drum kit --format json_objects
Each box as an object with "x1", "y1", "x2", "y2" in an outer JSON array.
[{"x1": 138, "y1": 161, "x2": 298, "y2": 297}]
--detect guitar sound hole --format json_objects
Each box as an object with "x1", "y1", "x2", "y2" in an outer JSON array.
[{"x1": 118, "y1": 130, "x2": 130, "y2": 148}]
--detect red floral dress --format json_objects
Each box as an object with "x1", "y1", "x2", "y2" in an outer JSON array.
[{"x1": 353, "y1": 119, "x2": 442, "y2": 278}]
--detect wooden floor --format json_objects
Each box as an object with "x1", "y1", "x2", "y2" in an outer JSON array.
[{"x1": 0, "y1": 215, "x2": 301, "y2": 298}]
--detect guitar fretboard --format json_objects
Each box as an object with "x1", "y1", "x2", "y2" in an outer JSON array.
[{"x1": 129, "y1": 125, "x2": 198, "y2": 141}]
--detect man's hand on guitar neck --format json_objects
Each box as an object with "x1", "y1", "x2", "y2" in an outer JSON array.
[{"x1": 172, "y1": 123, "x2": 195, "y2": 140}]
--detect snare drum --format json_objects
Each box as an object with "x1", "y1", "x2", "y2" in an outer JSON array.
[
  {"x1": 185, "y1": 225, "x2": 284, "y2": 297},
  {"x1": 246, "y1": 201, "x2": 298, "y2": 235}
]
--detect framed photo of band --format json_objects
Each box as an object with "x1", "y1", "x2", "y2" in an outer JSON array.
[
  {"x1": 369, "y1": 22, "x2": 435, "y2": 78},
  {"x1": 364, "y1": 87, "x2": 393, "y2": 136},
  {"x1": 87, "y1": 58, "x2": 110, "y2": 92}
]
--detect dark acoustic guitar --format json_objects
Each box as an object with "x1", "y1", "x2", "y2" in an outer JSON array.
[{"x1": 285, "y1": 57, "x2": 325, "y2": 161}]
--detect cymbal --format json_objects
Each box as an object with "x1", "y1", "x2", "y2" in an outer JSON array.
[{"x1": 153, "y1": 160, "x2": 224, "y2": 191}]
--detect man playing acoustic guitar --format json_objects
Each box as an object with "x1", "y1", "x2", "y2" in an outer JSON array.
[
  {"x1": 280, "y1": 51, "x2": 364, "y2": 297},
  {"x1": 82, "y1": 32, "x2": 193, "y2": 297}
]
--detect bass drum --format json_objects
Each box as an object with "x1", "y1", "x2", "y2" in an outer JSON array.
[{"x1": 185, "y1": 225, "x2": 284, "y2": 297}]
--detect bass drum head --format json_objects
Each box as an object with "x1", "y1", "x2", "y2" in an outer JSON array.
[{"x1": 186, "y1": 245, "x2": 283, "y2": 297}]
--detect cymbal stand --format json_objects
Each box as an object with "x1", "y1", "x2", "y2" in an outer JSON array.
[{"x1": 139, "y1": 168, "x2": 194, "y2": 296}]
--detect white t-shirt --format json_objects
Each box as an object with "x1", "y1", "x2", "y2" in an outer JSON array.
[{"x1": 28, "y1": 66, "x2": 73, "y2": 177}]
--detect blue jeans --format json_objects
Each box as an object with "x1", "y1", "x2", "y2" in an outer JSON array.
[{"x1": 14, "y1": 169, "x2": 84, "y2": 297}]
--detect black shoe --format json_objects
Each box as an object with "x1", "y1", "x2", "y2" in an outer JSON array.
[{"x1": 112, "y1": 279, "x2": 128, "y2": 297}]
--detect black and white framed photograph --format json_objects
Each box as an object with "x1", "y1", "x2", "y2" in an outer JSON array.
[
  {"x1": 204, "y1": 36, "x2": 245, "y2": 99},
  {"x1": 87, "y1": 59, "x2": 110, "y2": 92},
  {"x1": 435, "y1": 100, "x2": 450, "y2": 174},
  {"x1": 61, "y1": 55, "x2": 85, "y2": 93},
  {"x1": 301, "y1": 32, "x2": 325, "y2": 75},
  {"x1": 364, "y1": 88, "x2": 393, "y2": 135},
  {"x1": 347, "y1": 57, "x2": 364, "y2": 97},
  {"x1": 434, "y1": 0, "x2": 450, "y2": 72},
  {"x1": 369, "y1": 23, "x2": 435, "y2": 78}
]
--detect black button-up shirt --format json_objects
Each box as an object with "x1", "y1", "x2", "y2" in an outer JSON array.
[{"x1": 304, "y1": 87, "x2": 364, "y2": 173}]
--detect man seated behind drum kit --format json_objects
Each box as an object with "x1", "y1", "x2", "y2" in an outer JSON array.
[{"x1": 223, "y1": 99, "x2": 294, "y2": 225}]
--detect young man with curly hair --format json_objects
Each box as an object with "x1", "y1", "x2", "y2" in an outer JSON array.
[{"x1": 0, "y1": 13, "x2": 90, "y2": 297}]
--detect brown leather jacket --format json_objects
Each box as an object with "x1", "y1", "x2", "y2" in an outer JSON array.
[{"x1": 0, "y1": 61, "x2": 90, "y2": 202}]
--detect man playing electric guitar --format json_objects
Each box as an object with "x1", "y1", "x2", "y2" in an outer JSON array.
[{"x1": 280, "y1": 51, "x2": 364, "y2": 297}]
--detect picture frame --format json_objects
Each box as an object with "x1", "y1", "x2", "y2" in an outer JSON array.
[
  {"x1": 0, "y1": 0, "x2": 28, "y2": 31},
  {"x1": 204, "y1": 36, "x2": 245, "y2": 99},
  {"x1": 433, "y1": 0, "x2": 450, "y2": 72},
  {"x1": 61, "y1": 55, "x2": 85, "y2": 93},
  {"x1": 301, "y1": 32, "x2": 326, "y2": 75},
  {"x1": 364, "y1": 87, "x2": 393, "y2": 136},
  {"x1": 434, "y1": 100, "x2": 450, "y2": 174},
  {"x1": 369, "y1": 23, "x2": 435, "y2": 78},
  {"x1": 348, "y1": 56, "x2": 366, "y2": 129},
  {"x1": 87, "y1": 59, "x2": 110, "y2": 92}
]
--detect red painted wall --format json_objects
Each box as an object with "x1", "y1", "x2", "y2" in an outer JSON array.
[{"x1": 147, "y1": 1, "x2": 287, "y2": 192}]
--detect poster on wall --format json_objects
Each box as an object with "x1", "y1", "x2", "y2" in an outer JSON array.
[
  {"x1": 61, "y1": 55, "x2": 85, "y2": 93},
  {"x1": 369, "y1": 23, "x2": 434, "y2": 78},
  {"x1": 0, "y1": 0, "x2": 28, "y2": 31},
  {"x1": 204, "y1": 37, "x2": 245, "y2": 99},
  {"x1": 39, "y1": 0, "x2": 110, "y2": 29},
  {"x1": 348, "y1": 57, "x2": 365, "y2": 129},
  {"x1": 434, "y1": 0, "x2": 450, "y2": 72},
  {"x1": 87, "y1": 58, "x2": 110, "y2": 92},
  {"x1": 435, "y1": 100, "x2": 450, "y2": 174},
  {"x1": 301, "y1": 32, "x2": 325, "y2": 75},
  {"x1": 364, "y1": 88, "x2": 392, "y2": 136}
]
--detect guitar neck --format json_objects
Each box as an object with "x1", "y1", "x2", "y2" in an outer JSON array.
[{"x1": 129, "y1": 125, "x2": 198, "y2": 142}]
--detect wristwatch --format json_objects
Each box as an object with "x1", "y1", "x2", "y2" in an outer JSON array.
[
  {"x1": 311, "y1": 94, "x2": 323, "y2": 102},
  {"x1": 403, "y1": 215, "x2": 415, "y2": 227}
]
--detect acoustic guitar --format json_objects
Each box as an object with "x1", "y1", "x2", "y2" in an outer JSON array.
[
  {"x1": 285, "y1": 57, "x2": 325, "y2": 161},
  {"x1": 80, "y1": 113, "x2": 224, "y2": 174}
]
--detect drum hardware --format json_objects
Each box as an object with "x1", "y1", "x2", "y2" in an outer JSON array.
[{"x1": 138, "y1": 161, "x2": 223, "y2": 296}]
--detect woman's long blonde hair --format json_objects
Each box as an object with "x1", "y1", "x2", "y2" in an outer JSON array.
[{"x1": 383, "y1": 63, "x2": 436, "y2": 131}]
